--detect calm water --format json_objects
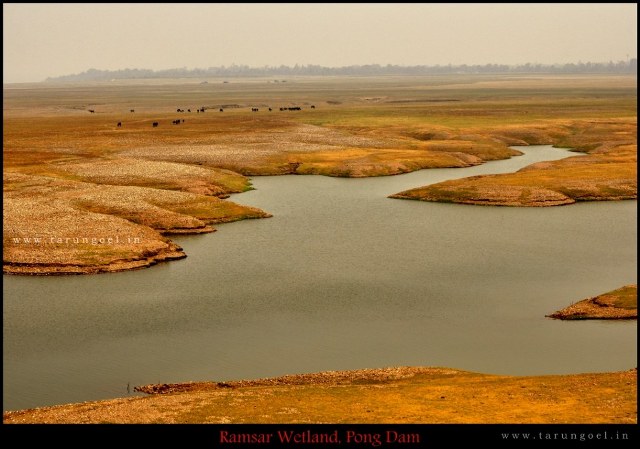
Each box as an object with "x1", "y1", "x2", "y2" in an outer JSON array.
[{"x1": 3, "y1": 146, "x2": 636, "y2": 412}]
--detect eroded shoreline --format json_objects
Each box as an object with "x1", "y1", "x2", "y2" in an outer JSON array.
[{"x1": 4, "y1": 133, "x2": 636, "y2": 275}]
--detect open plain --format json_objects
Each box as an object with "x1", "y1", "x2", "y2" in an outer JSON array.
[{"x1": 3, "y1": 74, "x2": 637, "y2": 423}]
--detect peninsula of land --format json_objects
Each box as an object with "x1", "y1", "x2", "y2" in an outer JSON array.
[{"x1": 548, "y1": 285, "x2": 637, "y2": 320}]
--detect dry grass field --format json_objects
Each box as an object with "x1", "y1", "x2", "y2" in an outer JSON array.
[{"x1": 2, "y1": 74, "x2": 637, "y2": 423}]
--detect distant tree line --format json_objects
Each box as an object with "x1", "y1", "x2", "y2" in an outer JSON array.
[{"x1": 45, "y1": 60, "x2": 637, "y2": 82}]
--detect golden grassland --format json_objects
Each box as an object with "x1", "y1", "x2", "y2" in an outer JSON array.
[
  {"x1": 3, "y1": 367, "x2": 636, "y2": 424},
  {"x1": 548, "y1": 285, "x2": 637, "y2": 320},
  {"x1": 2, "y1": 74, "x2": 637, "y2": 423}
]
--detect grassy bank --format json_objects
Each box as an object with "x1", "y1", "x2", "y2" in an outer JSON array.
[{"x1": 3, "y1": 366, "x2": 636, "y2": 424}]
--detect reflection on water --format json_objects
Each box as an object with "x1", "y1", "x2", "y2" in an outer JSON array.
[{"x1": 3, "y1": 146, "x2": 636, "y2": 411}]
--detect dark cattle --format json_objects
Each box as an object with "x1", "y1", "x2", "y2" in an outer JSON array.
[
  {"x1": 172, "y1": 119, "x2": 180, "y2": 125},
  {"x1": 252, "y1": 108, "x2": 259, "y2": 112},
  {"x1": 152, "y1": 122, "x2": 159, "y2": 127},
  {"x1": 279, "y1": 107, "x2": 284, "y2": 111},
  {"x1": 182, "y1": 119, "x2": 185, "y2": 123},
  {"x1": 311, "y1": 105, "x2": 315, "y2": 109},
  {"x1": 268, "y1": 108, "x2": 272, "y2": 111},
  {"x1": 187, "y1": 109, "x2": 191, "y2": 112},
  {"x1": 199, "y1": 107, "x2": 205, "y2": 113},
  {"x1": 130, "y1": 109, "x2": 135, "y2": 113},
  {"x1": 117, "y1": 122, "x2": 122, "y2": 127},
  {"x1": 88, "y1": 109, "x2": 95, "y2": 113},
  {"x1": 219, "y1": 108, "x2": 223, "y2": 112}
]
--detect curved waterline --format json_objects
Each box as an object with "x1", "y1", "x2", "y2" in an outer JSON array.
[{"x1": 3, "y1": 146, "x2": 636, "y2": 412}]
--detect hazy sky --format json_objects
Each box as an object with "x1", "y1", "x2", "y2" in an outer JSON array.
[{"x1": 3, "y1": 3, "x2": 637, "y2": 83}]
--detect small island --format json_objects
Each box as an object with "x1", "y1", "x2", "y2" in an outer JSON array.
[{"x1": 547, "y1": 285, "x2": 637, "y2": 320}]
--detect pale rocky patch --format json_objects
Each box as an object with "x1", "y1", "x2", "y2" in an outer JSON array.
[
  {"x1": 49, "y1": 157, "x2": 250, "y2": 196},
  {"x1": 3, "y1": 196, "x2": 184, "y2": 275},
  {"x1": 3, "y1": 173, "x2": 270, "y2": 274}
]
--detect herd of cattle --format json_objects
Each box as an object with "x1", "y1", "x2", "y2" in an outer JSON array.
[{"x1": 104, "y1": 104, "x2": 316, "y2": 127}]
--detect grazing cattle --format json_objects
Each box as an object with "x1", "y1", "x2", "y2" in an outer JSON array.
[
  {"x1": 268, "y1": 107, "x2": 272, "y2": 111},
  {"x1": 172, "y1": 119, "x2": 180, "y2": 125},
  {"x1": 219, "y1": 108, "x2": 223, "y2": 112},
  {"x1": 199, "y1": 107, "x2": 205, "y2": 113},
  {"x1": 252, "y1": 108, "x2": 259, "y2": 112},
  {"x1": 130, "y1": 109, "x2": 135, "y2": 113},
  {"x1": 152, "y1": 122, "x2": 159, "y2": 127},
  {"x1": 117, "y1": 122, "x2": 122, "y2": 127},
  {"x1": 311, "y1": 105, "x2": 315, "y2": 109},
  {"x1": 88, "y1": 109, "x2": 95, "y2": 113},
  {"x1": 187, "y1": 109, "x2": 191, "y2": 112}
]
